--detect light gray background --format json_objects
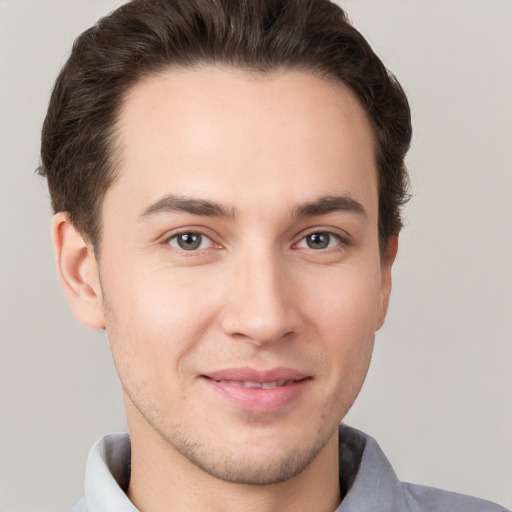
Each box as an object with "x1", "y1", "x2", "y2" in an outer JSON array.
[{"x1": 1, "y1": 1, "x2": 511, "y2": 511}]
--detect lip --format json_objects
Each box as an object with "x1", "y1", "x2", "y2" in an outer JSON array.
[{"x1": 201, "y1": 367, "x2": 312, "y2": 413}]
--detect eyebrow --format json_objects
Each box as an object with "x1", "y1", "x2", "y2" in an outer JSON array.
[
  {"x1": 138, "y1": 193, "x2": 366, "y2": 222},
  {"x1": 138, "y1": 194, "x2": 236, "y2": 221},
  {"x1": 293, "y1": 195, "x2": 367, "y2": 218}
]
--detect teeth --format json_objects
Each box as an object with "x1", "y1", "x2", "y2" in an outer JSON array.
[
  {"x1": 261, "y1": 380, "x2": 290, "y2": 389},
  {"x1": 244, "y1": 381, "x2": 262, "y2": 388},
  {"x1": 217, "y1": 379, "x2": 293, "y2": 389}
]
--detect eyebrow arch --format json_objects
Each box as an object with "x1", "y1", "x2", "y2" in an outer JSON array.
[
  {"x1": 294, "y1": 195, "x2": 367, "y2": 218},
  {"x1": 138, "y1": 194, "x2": 236, "y2": 221}
]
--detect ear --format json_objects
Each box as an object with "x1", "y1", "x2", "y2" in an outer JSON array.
[
  {"x1": 52, "y1": 212, "x2": 105, "y2": 329},
  {"x1": 375, "y1": 235, "x2": 399, "y2": 331}
]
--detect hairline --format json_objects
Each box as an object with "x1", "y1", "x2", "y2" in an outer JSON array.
[{"x1": 88, "y1": 62, "x2": 385, "y2": 258}]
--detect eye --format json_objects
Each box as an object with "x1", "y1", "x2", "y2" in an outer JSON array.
[
  {"x1": 296, "y1": 232, "x2": 342, "y2": 250},
  {"x1": 168, "y1": 232, "x2": 213, "y2": 251}
]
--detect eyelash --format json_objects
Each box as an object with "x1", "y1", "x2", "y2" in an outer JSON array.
[
  {"x1": 164, "y1": 228, "x2": 348, "y2": 253},
  {"x1": 294, "y1": 230, "x2": 345, "y2": 251},
  {"x1": 165, "y1": 231, "x2": 217, "y2": 252}
]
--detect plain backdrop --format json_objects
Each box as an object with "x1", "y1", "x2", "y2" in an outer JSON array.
[{"x1": 1, "y1": 1, "x2": 511, "y2": 511}]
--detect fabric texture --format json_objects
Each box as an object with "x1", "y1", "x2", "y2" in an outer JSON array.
[{"x1": 70, "y1": 425, "x2": 509, "y2": 512}]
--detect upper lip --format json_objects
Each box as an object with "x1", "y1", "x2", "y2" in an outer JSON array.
[{"x1": 203, "y1": 367, "x2": 310, "y2": 383}]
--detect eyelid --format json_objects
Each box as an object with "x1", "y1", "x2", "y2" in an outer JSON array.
[
  {"x1": 159, "y1": 225, "x2": 350, "y2": 252},
  {"x1": 162, "y1": 227, "x2": 222, "y2": 251},
  {"x1": 168, "y1": 232, "x2": 213, "y2": 250},
  {"x1": 293, "y1": 227, "x2": 350, "y2": 250}
]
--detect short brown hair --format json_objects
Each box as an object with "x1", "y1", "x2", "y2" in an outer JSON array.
[{"x1": 38, "y1": 0, "x2": 412, "y2": 253}]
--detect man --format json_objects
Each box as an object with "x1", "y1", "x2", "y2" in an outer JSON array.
[{"x1": 37, "y1": 0, "x2": 508, "y2": 511}]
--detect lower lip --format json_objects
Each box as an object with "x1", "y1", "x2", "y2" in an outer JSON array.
[{"x1": 202, "y1": 377, "x2": 311, "y2": 413}]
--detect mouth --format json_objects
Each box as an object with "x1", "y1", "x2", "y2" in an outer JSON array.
[
  {"x1": 201, "y1": 368, "x2": 312, "y2": 412},
  {"x1": 211, "y1": 379, "x2": 301, "y2": 389}
]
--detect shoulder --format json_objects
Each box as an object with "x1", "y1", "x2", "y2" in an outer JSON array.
[
  {"x1": 402, "y1": 482, "x2": 510, "y2": 512},
  {"x1": 338, "y1": 425, "x2": 509, "y2": 512}
]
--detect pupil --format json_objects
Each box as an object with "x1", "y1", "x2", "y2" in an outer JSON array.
[
  {"x1": 178, "y1": 233, "x2": 201, "y2": 250},
  {"x1": 307, "y1": 233, "x2": 330, "y2": 249}
]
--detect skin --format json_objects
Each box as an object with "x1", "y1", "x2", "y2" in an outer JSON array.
[{"x1": 53, "y1": 68, "x2": 397, "y2": 512}]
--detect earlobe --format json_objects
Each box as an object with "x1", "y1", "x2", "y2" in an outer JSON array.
[
  {"x1": 376, "y1": 235, "x2": 399, "y2": 331},
  {"x1": 52, "y1": 212, "x2": 105, "y2": 329}
]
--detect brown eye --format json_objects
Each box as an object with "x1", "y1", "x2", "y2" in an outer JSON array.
[{"x1": 169, "y1": 232, "x2": 211, "y2": 251}]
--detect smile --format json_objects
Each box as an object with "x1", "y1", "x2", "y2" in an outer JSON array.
[
  {"x1": 213, "y1": 379, "x2": 297, "y2": 389},
  {"x1": 202, "y1": 369, "x2": 312, "y2": 412}
]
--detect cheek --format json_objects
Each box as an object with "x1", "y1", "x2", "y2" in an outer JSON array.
[
  {"x1": 301, "y1": 265, "x2": 381, "y2": 379},
  {"x1": 303, "y1": 263, "x2": 382, "y2": 335},
  {"x1": 101, "y1": 264, "x2": 221, "y2": 383}
]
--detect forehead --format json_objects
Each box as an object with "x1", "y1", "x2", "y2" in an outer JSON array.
[{"x1": 109, "y1": 67, "x2": 377, "y2": 219}]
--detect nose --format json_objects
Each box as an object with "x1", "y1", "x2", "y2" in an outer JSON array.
[{"x1": 219, "y1": 249, "x2": 300, "y2": 346}]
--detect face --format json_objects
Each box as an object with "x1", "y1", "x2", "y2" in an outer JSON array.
[{"x1": 95, "y1": 68, "x2": 393, "y2": 484}]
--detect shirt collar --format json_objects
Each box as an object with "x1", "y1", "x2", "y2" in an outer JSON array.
[
  {"x1": 336, "y1": 425, "x2": 402, "y2": 511},
  {"x1": 83, "y1": 433, "x2": 137, "y2": 511}
]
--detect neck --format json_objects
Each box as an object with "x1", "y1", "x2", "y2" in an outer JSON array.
[{"x1": 127, "y1": 423, "x2": 341, "y2": 512}]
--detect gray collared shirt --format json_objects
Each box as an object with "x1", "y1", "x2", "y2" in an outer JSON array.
[{"x1": 70, "y1": 425, "x2": 508, "y2": 512}]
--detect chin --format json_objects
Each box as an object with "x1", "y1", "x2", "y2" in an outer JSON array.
[
  {"x1": 182, "y1": 443, "x2": 324, "y2": 485},
  {"x1": 164, "y1": 423, "x2": 336, "y2": 486}
]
